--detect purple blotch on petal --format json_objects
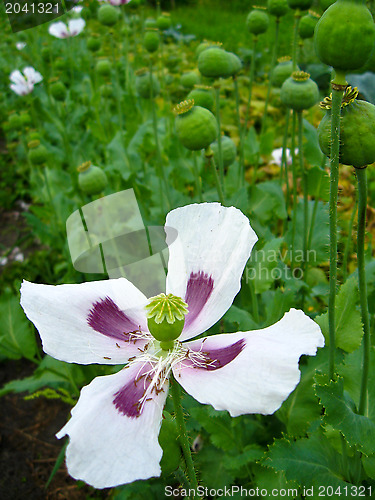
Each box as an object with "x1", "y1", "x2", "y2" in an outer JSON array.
[
  {"x1": 87, "y1": 296, "x2": 140, "y2": 341},
  {"x1": 190, "y1": 338, "x2": 246, "y2": 370},
  {"x1": 113, "y1": 365, "x2": 153, "y2": 418},
  {"x1": 184, "y1": 271, "x2": 214, "y2": 328}
]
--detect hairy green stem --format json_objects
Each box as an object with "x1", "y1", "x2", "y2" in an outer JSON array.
[
  {"x1": 109, "y1": 31, "x2": 123, "y2": 130},
  {"x1": 357, "y1": 167, "x2": 371, "y2": 416},
  {"x1": 290, "y1": 110, "x2": 297, "y2": 270},
  {"x1": 328, "y1": 73, "x2": 346, "y2": 379},
  {"x1": 342, "y1": 197, "x2": 358, "y2": 282},
  {"x1": 292, "y1": 11, "x2": 301, "y2": 71},
  {"x1": 193, "y1": 153, "x2": 203, "y2": 202},
  {"x1": 261, "y1": 18, "x2": 280, "y2": 134},
  {"x1": 244, "y1": 36, "x2": 258, "y2": 137},
  {"x1": 233, "y1": 76, "x2": 245, "y2": 188},
  {"x1": 214, "y1": 84, "x2": 225, "y2": 190},
  {"x1": 297, "y1": 111, "x2": 308, "y2": 274},
  {"x1": 170, "y1": 375, "x2": 199, "y2": 495},
  {"x1": 205, "y1": 149, "x2": 225, "y2": 205}
]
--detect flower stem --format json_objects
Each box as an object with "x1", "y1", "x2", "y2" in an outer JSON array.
[
  {"x1": 109, "y1": 31, "x2": 123, "y2": 130},
  {"x1": 205, "y1": 148, "x2": 225, "y2": 205},
  {"x1": 233, "y1": 76, "x2": 245, "y2": 188},
  {"x1": 261, "y1": 18, "x2": 280, "y2": 135},
  {"x1": 290, "y1": 110, "x2": 297, "y2": 270},
  {"x1": 193, "y1": 153, "x2": 203, "y2": 202},
  {"x1": 342, "y1": 197, "x2": 357, "y2": 282},
  {"x1": 328, "y1": 72, "x2": 346, "y2": 379},
  {"x1": 297, "y1": 111, "x2": 308, "y2": 274},
  {"x1": 214, "y1": 83, "x2": 225, "y2": 190},
  {"x1": 292, "y1": 11, "x2": 301, "y2": 71},
  {"x1": 244, "y1": 36, "x2": 258, "y2": 139},
  {"x1": 356, "y1": 167, "x2": 371, "y2": 416},
  {"x1": 170, "y1": 374, "x2": 199, "y2": 494}
]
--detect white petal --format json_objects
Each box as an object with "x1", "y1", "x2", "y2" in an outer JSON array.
[
  {"x1": 48, "y1": 21, "x2": 68, "y2": 38},
  {"x1": 68, "y1": 18, "x2": 85, "y2": 36},
  {"x1": 10, "y1": 82, "x2": 30, "y2": 95},
  {"x1": 57, "y1": 365, "x2": 167, "y2": 488},
  {"x1": 23, "y1": 66, "x2": 43, "y2": 84},
  {"x1": 20, "y1": 278, "x2": 149, "y2": 365},
  {"x1": 173, "y1": 309, "x2": 324, "y2": 416},
  {"x1": 9, "y1": 70, "x2": 25, "y2": 85},
  {"x1": 165, "y1": 203, "x2": 257, "y2": 341}
]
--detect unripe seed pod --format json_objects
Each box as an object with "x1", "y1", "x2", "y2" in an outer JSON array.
[
  {"x1": 19, "y1": 112, "x2": 31, "y2": 126},
  {"x1": 28, "y1": 141, "x2": 48, "y2": 165},
  {"x1": 280, "y1": 71, "x2": 319, "y2": 110},
  {"x1": 314, "y1": 0, "x2": 375, "y2": 72},
  {"x1": 157, "y1": 13, "x2": 172, "y2": 31},
  {"x1": 144, "y1": 17, "x2": 158, "y2": 28},
  {"x1": 195, "y1": 41, "x2": 223, "y2": 58},
  {"x1": 87, "y1": 36, "x2": 101, "y2": 52},
  {"x1": 175, "y1": 100, "x2": 218, "y2": 151},
  {"x1": 211, "y1": 136, "x2": 237, "y2": 168},
  {"x1": 50, "y1": 81, "x2": 67, "y2": 101},
  {"x1": 187, "y1": 85, "x2": 215, "y2": 112},
  {"x1": 267, "y1": 0, "x2": 289, "y2": 17},
  {"x1": 299, "y1": 11, "x2": 319, "y2": 39},
  {"x1": 317, "y1": 87, "x2": 375, "y2": 168},
  {"x1": 180, "y1": 71, "x2": 200, "y2": 89},
  {"x1": 198, "y1": 47, "x2": 242, "y2": 79},
  {"x1": 8, "y1": 113, "x2": 22, "y2": 130},
  {"x1": 98, "y1": 4, "x2": 119, "y2": 26},
  {"x1": 27, "y1": 131, "x2": 41, "y2": 142},
  {"x1": 135, "y1": 69, "x2": 160, "y2": 98},
  {"x1": 143, "y1": 28, "x2": 160, "y2": 53},
  {"x1": 287, "y1": 0, "x2": 313, "y2": 10},
  {"x1": 78, "y1": 162, "x2": 108, "y2": 195},
  {"x1": 100, "y1": 84, "x2": 113, "y2": 98},
  {"x1": 271, "y1": 56, "x2": 296, "y2": 88},
  {"x1": 96, "y1": 59, "x2": 111, "y2": 77},
  {"x1": 246, "y1": 8, "x2": 269, "y2": 35}
]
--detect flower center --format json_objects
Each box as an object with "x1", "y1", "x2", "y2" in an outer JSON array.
[{"x1": 145, "y1": 293, "x2": 188, "y2": 346}]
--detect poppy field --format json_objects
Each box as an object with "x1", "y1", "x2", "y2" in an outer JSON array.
[{"x1": 1, "y1": 0, "x2": 375, "y2": 498}]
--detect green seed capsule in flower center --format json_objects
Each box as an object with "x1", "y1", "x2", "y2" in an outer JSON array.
[{"x1": 145, "y1": 293, "x2": 188, "y2": 345}]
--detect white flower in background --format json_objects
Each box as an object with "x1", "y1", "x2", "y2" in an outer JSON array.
[
  {"x1": 271, "y1": 147, "x2": 298, "y2": 166},
  {"x1": 72, "y1": 6, "x2": 84, "y2": 13},
  {"x1": 48, "y1": 18, "x2": 86, "y2": 38},
  {"x1": 9, "y1": 67, "x2": 43, "y2": 96},
  {"x1": 20, "y1": 203, "x2": 324, "y2": 489},
  {"x1": 99, "y1": 0, "x2": 132, "y2": 5},
  {"x1": 16, "y1": 42, "x2": 26, "y2": 50}
]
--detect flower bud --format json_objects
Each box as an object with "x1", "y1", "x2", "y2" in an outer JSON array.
[
  {"x1": 174, "y1": 100, "x2": 218, "y2": 151},
  {"x1": 98, "y1": 4, "x2": 119, "y2": 26},
  {"x1": 280, "y1": 71, "x2": 319, "y2": 111},
  {"x1": 28, "y1": 141, "x2": 48, "y2": 165},
  {"x1": 77, "y1": 162, "x2": 108, "y2": 195},
  {"x1": 96, "y1": 59, "x2": 112, "y2": 77},
  {"x1": 87, "y1": 35, "x2": 101, "y2": 52}
]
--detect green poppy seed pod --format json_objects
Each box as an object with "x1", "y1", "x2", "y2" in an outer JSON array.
[
  {"x1": 145, "y1": 293, "x2": 188, "y2": 345},
  {"x1": 144, "y1": 17, "x2": 158, "y2": 28},
  {"x1": 96, "y1": 59, "x2": 111, "y2": 77},
  {"x1": 8, "y1": 113, "x2": 22, "y2": 131},
  {"x1": 98, "y1": 4, "x2": 119, "y2": 26},
  {"x1": 299, "y1": 11, "x2": 319, "y2": 39},
  {"x1": 267, "y1": 0, "x2": 289, "y2": 17},
  {"x1": 135, "y1": 69, "x2": 160, "y2": 98},
  {"x1": 78, "y1": 162, "x2": 108, "y2": 195},
  {"x1": 50, "y1": 81, "x2": 67, "y2": 101},
  {"x1": 175, "y1": 100, "x2": 218, "y2": 151},
  {"x1": 287, "y1": 0, "x2": 313, "y2": 10},
  {"x1": 143, "y1": 28, "x2": 160, "y2": 53},
  {"x1": 28, "y1": 141, "x2": 48, "y2": 166},
  {"x1": 187, "y1": 85, "x2": 215, "y2": 112},
  {"x1": 159, "y1": 412, "x2": 181, "y2": 474},
  {"x1": 314, "y1": 0, "x2": 375, "y2": 71},
  {"x1": 317, "y1": 87, "x2": 375, "y2": 168},
  {"x1": 87, "y1": 36, "x2": 101, "y2": 52},
  {"x1": 100, "y1": 84, "x2": 113, "y2": 98},
  {"x1": 320, "y1": 0, "x2": 335, "y2": 10},
  {"x1": 198, "y1": 47, "x2": 241, "y2": 79},
  {"x1": 157, "y1": 12, "x2": 172, "y2": 31},
  {"x1": 180, "y1": 71, "x2": 200, "y2": 90},
  {"x1": 211, "y1": 136, "x2": 237, "y2": 168},
  {"x1": 246, "y1": 8, "x2": 269, "y2": 35},
  {"x1": 271, "y1": 57, "x2": 296, "y2": 88},
  {"x1": 280, "y1": 71, "x2": 319, "y2": 110},
  {"x1": 195, "y1": 41, "x2": 223, "y2": 58},
  {"x1": 27, "y1": 131, "x2": 40, "y2": 142},
  {"x1": 19, "y1": 112, "x2": 31, "y2": 126}
]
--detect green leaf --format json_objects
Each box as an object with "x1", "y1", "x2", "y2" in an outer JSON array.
[
  {"x1": 276, "y1": 349, "x2": 329, "y2": 436},
  {"x1": 195, "y1": 445, "x2": 235, "y2": 490},
  {"x1": 307, "y1": 166, "x2": 330, "y2": 201},
  {"x1": 315, "y1": 375, "x2": 375, "y2": 456},
  {"x1": 315, "y1": 277, "x2": 363, "y2": 352},
  {"x1": 362, "y1": 454, "x2": 375, "y2": 479},
  {"x1": 264, "y1": 429, "x2": 350, "y2": 489},
  {"x1": 253, "y1": 466, "x2": 299, "y2": 500},
  {"x1": 224, "y1": 445, "x2": 264, "y2": 470},
  {"x1": 0, "y1": 292, "x2": 38, "y2": 361},
  {"x1": 303, "y1": 118, "x2": 325, "y2": 167},
  {"x1": 248, "y1": 238, "x2": 283, "y2": 294},
  {"x1": 189, "y1": 406, "x2": 235, "y2": 451},
  {"x1": 223, "y1": 305, "x2": 258, "y2": 332}
]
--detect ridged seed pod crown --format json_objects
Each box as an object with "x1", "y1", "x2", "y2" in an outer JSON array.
[{"x1": 280, "y1": 71, "x2": 319, "y2": 110}]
